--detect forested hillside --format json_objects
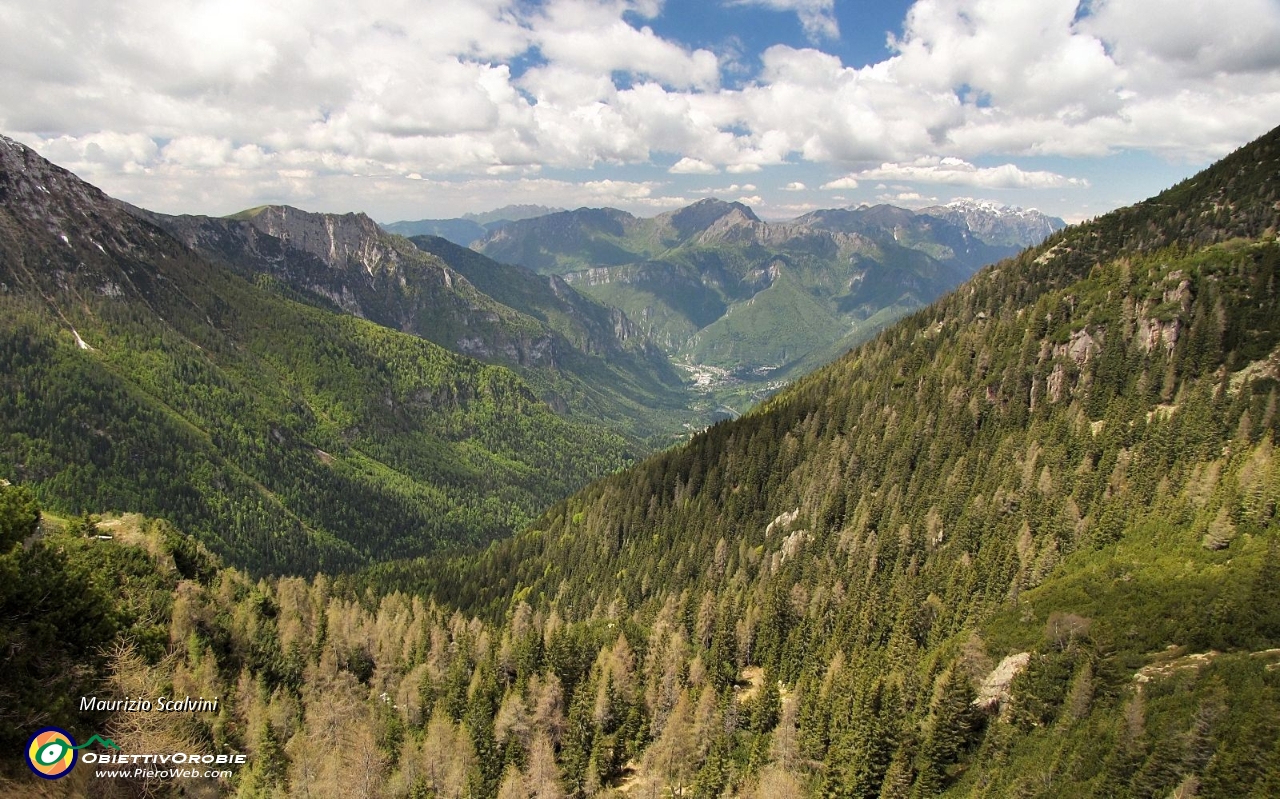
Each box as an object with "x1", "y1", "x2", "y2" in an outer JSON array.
[
  {"x1": 4, "y1": 127, "x2": 1280, "y2": 798},
  {"x1": 0, "y1": 135, "x2": 634, "y2": 574}
]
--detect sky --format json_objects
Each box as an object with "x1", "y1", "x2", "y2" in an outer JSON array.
[{"x1": 2, "y1": 0, "x2": 1279, "y2": 224}]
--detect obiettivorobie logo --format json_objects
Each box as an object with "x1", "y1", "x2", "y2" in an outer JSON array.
[
  {"x1": 24, "y1": 728, "x2": 121, "y2": 780},
  {"x1": 24, "y1": 728, "x2": 246, "y2": 781}
]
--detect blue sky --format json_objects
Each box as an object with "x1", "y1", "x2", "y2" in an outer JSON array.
[
  {"x1": 2, "y1": 0, "x2": 1278, "y2": 224},
  {"x1": 641, "y1": 1, "x2": 909, "y2": 72}
]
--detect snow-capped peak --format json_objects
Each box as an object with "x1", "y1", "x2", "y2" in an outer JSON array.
[{"x1": 944, "y1": 197, "x2": 1040, "y2": 218}]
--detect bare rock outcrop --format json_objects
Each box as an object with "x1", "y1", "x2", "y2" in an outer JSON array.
[{"x1": 973, "y1": 652, "x2": 1031, "y2": 713}]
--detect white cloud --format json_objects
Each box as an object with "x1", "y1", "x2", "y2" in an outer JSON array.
[
  {"x1": 579, "y1": 178, "x2": 658, "y2": 199},
  {"x1": 731, "y1": 44, "x2": 964, "y2": 164},
  {"x1": 727, "y1": 0, "x2": 839, "y2": 41},
  {"x1": 670, "y1": 157, "x2": 719, "y2": 174},
  {"x1": 820, "y1": 176, "x2": 859, "y2": 190},
  {"x1": 533, "y1": 0, "x2": 720, "y2": 90},
  {"x1": 889, "y1": 0, "x2": 1121, "y2": 117},
  {"x1": 1082, "y1": 0, "x2": 1280, "y2": 77},
  {"x1": 763, "y1": 201, "x2": 821, "y2": 218},
  {"x1": 782, "y1": 181, "x2": 806, "y2": 191},
  {"x1": 35, "y1": 132, "x2": 160, "y2": 174},
  {"x1": 857, "y1": 157, "x2": 1088, "y2": 189},
  {"x1": 875, "y1": 191, "x2": 938, "y2": 207},
  {"x1": 696, "y1": 183, "x2": 757, "y2": 194},
  {"x1": 884, "y1": 0, "x2": 1280, "y2": 159},
  {"x1": 3, "y1": 0, "x2": 1279, "y2": 220}
]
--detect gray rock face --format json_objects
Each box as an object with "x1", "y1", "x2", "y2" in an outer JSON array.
[
  {"x1": 242, "y1": 206, "x2": 397, "y2": 276},
  {"x1": 0, "y1": 134, "x2": 193, "y2": 308},
  {"x1": 1, "y1": 135, "x2": 133, "y2": 253}
]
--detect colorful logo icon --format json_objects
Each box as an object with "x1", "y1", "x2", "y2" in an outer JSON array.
[{"x1": 25, "y1": 727, "x2": 77, "y2": 780}]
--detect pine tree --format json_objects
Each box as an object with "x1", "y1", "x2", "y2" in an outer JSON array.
[{"x1": 0, "y1": 483, "x2": 39, "y2": 550}]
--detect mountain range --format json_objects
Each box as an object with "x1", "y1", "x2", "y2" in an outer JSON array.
[
  {"x1": 384, "y1": 197, "x2": 1061, "y2": 415},
  {"x1": 6, "y1": 120, "x2": 1278, "y2": 797},
  {"x1": 473, "y1": 197, "x2": 1063, "y2": 409}
]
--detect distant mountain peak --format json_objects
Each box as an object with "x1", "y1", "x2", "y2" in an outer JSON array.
[
  {"x1": 940, "y1": 196, "x2": 1050, "y2": 218},
  {"x1": 921, "y1": 199, "x2": 1066, "y2": 248},
  {"x1": 382, "y1": 205, "x2": 568, "y2": 247},
  {"x1": 662, "y1": 197, "x2": 761, "y2": 242},
  {"x1": 683, "y1": 197, "x2": 761, "y2": 218},
  {"x1": 690, "y1": 196, "x2": 754, "y2": 210},
  {"x1": 944, "y1": 196, "x2": 1018, "y2": 210}
]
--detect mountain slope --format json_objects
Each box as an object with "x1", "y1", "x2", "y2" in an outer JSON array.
[
  {"x1": 148, "y1": 206, "x2": 692, "y2": 442},
  {"x1": 383, "y1": 216, "x2": 488, "y2": 245},
  {"x1": 368, "y1": 125, "x2": 1280, "y2": 796},
  {"x1": 0, "y1": 135, "x2": 633, "y2": 574}
]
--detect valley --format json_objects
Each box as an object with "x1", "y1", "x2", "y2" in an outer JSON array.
[{"x1": 461, "y1": 197, "x2": 1062, "y2": 416}]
